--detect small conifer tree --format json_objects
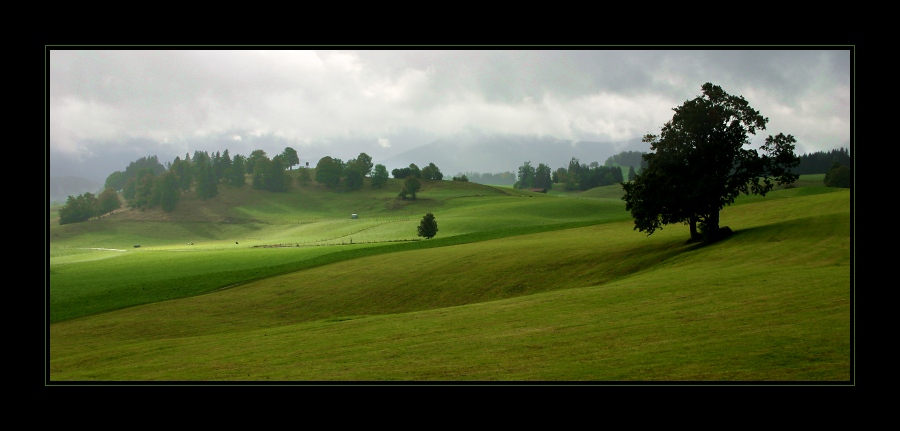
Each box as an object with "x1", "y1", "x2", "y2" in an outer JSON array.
[{"x1": 417, "y1": 213, "x2": 438, "y2": 239}]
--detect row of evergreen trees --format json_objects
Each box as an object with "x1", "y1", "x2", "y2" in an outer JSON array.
[
  {"x1": 513, "y1": 157, "x2": 628, "y2": 191},
  {"x1": 792, "y1": 147, "x2": 851, "y2": 175},
  {"x1": 553, "y1": 158, "x2": 627, "y2": 190}
]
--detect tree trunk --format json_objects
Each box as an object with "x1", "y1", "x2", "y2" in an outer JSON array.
[
  {"x1": 705, "y1": 211, "x2": 721, "y2": 242},
  {"x1": 689, "y1": 216, "x2": 702, "y2": 241},
  {"x1": 707, "y1": 211, "x2": 719, "y2": 232}
]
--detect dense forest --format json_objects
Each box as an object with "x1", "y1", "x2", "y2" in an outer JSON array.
[{"x1": 792, "y1": 147, "x2": 851, "y2": 175}]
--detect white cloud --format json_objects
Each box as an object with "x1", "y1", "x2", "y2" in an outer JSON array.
[{"x1": 50, "y1": 97, "x2": 123, "y2": 157}]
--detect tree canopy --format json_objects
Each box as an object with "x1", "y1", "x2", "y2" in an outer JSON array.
[
  {"x1": 224, "y1": 154, "x2": 247, "y2": 187},
  {"x1": 281, "y1": 147, "x2": 300, "y2": 170},
  {"x1": 349, "y1": 153, "x2": 374, "y2": 177},
  {"x1": 194, "y1": 153, "x2": 218, "y2": 200},
  {"x1": 417, "y1": 213, "x2": 438, "y2": 239},
  {"x1": 59, "y1": 188, "x2": 122, "y2": 224},
  {"x1": 252, "y1": 155, "x2": 291, "y2": 192},
  {"x1": 516, "y1": 161, "x2": 535, "y2": 189},
  {"x1": 371, "y1": 164, "x2": 389, "y2": 188},
  {"x1": 399, "y1": 176, "x2": 421, "y2": 199},
  {"x1": 246, "y1": 150, "x2": 268, "y2": 176},
  {"x1": 421, "y1": 162, "x2": 444, "y2": 181},
  {"x1": 622, "y1": 83, "x2": 800, "y2": 243},
  {"x1": 315, "y1": 156, "x2": 343, "y2": 188},
  {"x1": 105, "y1": 156, "x2": 165, "y2": 192},
  {"x1": 58, "y1": 192, "x2": 99, "y2": 225},
  {"x1": 824, "y1": 161, "x2": 852, "y2": 188}
]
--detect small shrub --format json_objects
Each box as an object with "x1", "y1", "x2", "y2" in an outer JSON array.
[{"x1": 824, "y1": 165, "x2": 851, "y2": 188}]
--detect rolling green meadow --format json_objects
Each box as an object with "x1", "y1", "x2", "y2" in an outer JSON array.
[{"x1": 47, "y1": 172, "x2": 852, "y2": 382}]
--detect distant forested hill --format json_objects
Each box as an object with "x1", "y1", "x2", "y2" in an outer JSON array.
[{"x1": 604, "y1": 150, "x2": 647, "y2": 170}]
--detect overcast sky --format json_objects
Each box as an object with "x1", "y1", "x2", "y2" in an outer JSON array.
[{"x1": 48, "y1": 48, "x2": 852, "y2": 183}]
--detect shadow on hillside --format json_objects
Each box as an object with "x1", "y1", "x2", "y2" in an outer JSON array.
[{"x1": 385, "y1": 197, "x2": 441, "y2": 210}]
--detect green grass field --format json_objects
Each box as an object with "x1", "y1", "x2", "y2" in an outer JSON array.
[{"x1": 47, "y1": 174, "x2": 852, "y2": 382}]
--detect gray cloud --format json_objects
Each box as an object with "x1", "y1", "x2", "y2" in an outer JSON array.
[{"x1": 49, "y1": 48, "x2": 852, "y2": 184}]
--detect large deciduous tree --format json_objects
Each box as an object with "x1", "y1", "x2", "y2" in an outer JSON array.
[
  {"x1": 124, "y1": 156, "x2": 166, "y2": 180},
  {"x1": 516, "y1": 161, "x2": 535, "y2": 189},
  {"x1": 622, "y1": 82, "x2": 800, "y2": 243},
  {"x1": 421, "y1": 162, "x2": 443, "y2": 181},
  {"x1": 371, "y1": 164, "x2": 389, "y2": 188},
  {"x1": 252, "y1": 155, "x2": 290, "y2": 192},
  {"x1": 407, "y1": 163, "x2": 421, "y2": 179},
  {"x1": 392, "y1": 167, "x2": 412, "y2": 179},
  {"x1": 534, "y1": 163, "x2": 553, "y2": 189},
  {"x1": 351, "y1": 152, "x2": 374, "y2": 177},
  {"x1": 343, "y1": 168, "x2": 364, "y2": 191},
  {"x1": 97, "y1": 188, "x2": 122, "y2": 215},
  {"x1": 315, "y1": 156, "x2": 343, "y2": 188},
  {"x1": 399, "y1": 176, "x2": 421, "y2": 199},
  {"x1": 104, "y1": 171, "x2": 128, "y2": 192},
  {"x1": 282, "y1": 147, "x2": 300, "y2": 170},
  {"x1": 246, "y1": 150, "x2": 268, "y2": 176}
]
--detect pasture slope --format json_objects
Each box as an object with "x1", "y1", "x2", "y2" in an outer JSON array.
[{"x1": 47, "y1": 176, "x2": 851, "y2": 382}]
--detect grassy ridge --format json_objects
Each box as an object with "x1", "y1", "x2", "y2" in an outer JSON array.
[
  {"x1": 48, "y1": 219, "x2": 612, "y2": 323},
  {"x1": 49, "y1": 180, "x2": 627, "y2": 323},
  {"x1": 48, "y1": 183, "x2": 850, "y2": 381}
]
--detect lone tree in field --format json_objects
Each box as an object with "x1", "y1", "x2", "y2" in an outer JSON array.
[
  {"x1": 417, "y1": 213, "x2": 438, "y2": 239},
  {"x1": 622, "y1": 82, "x2": 800, "y2": 243}
]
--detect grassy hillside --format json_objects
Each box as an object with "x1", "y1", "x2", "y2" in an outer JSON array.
[
  {"x1": 49, "y1": 178, "x2": 629, "y2": 323},
  {"x1": 47, "y1": 175, "x2": 851, "y2": 381}
]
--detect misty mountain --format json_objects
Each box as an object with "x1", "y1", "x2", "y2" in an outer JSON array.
[
  {"x1": 380, "y1": 132, "x2": 651, "y2": 176},
  {"x1": 49, "y1": 176, "x2": 104, "y2": 204}
]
